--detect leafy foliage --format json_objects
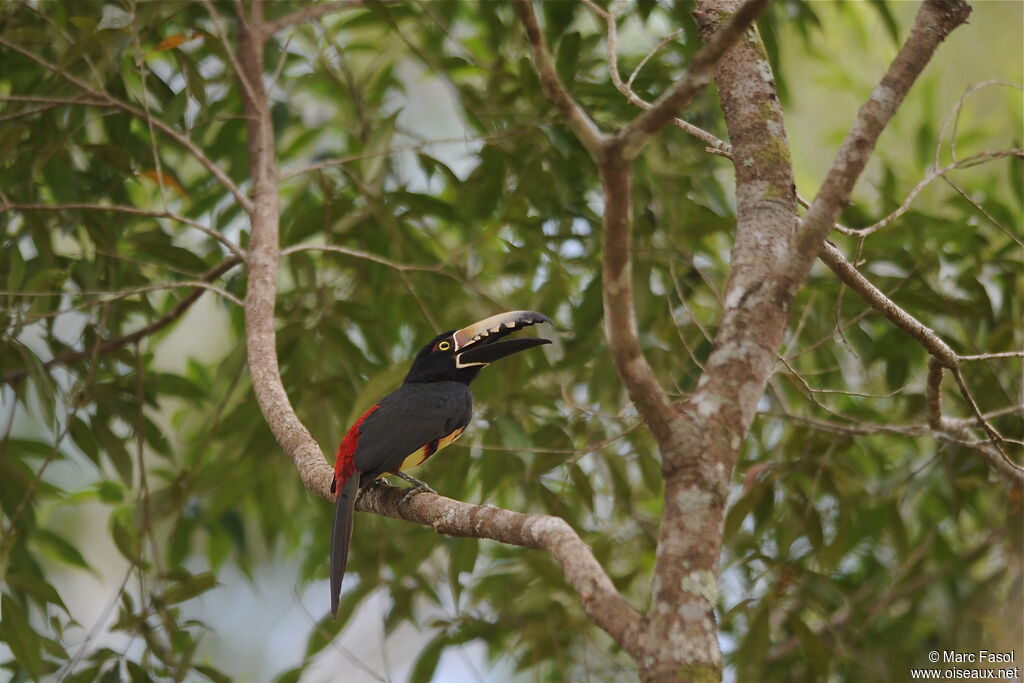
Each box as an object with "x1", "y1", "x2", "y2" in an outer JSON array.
[{"x1": 0, "y1": 1, "x2": 1020, "y2": 681}]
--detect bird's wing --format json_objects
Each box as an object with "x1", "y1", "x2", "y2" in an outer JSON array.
[{"x1": 353, "y1": 382, "x2": 472, "y2": 479}]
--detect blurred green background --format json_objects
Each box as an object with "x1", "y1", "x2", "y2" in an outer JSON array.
[{"x1": 0, "y1": 1, "x2": 1020, "y2": 681}]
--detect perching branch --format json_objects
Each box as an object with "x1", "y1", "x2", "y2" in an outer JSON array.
[
  {"x1": 235, "y1": 13, "x2": 333, "y2": 500},
  {"x1": 231, "y1": 11, "x2": 638, "y2": 651},
  {"x1": 356, "y1": 482, "x2": 646, "y2": 661}
]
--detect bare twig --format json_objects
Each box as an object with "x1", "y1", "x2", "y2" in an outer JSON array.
[
  {"x1": 959, "y1": 352, "x2": 1024, "y2": 362},
  {"x1": 281, "y1": 243, "x2": 505, "y2": 309},
  {"x1": 936, "y1": 80, "x2": 1022, "y2": 168},
  {"x1": 0, "y1": 94, "x2": 107, "y2": 108},
  {"x1": 4, "y1": 279, "x2": 242, "y2": 333},
  {"x1": 835, "y1": 149, "x2": 1023, "y2": 237}
]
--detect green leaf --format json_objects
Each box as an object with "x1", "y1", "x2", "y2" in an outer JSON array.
[
  {"x1": 788, "y1": 613, "x2": 831, "y2": 678},
  {"x1": 90, "y1": 419, "x2": 133, "y2": 486},
  {"x1": 69, "y1": 416, "x2": 100, "y2": 467},
  {"x1": 408, "y1": 633, "x2": 446, "y2": 683},
  {"x1": 867, "y1": 0, "x2": 901, "y2": 47},
  {"x1": 0, "y1": 593, "x2": 44, "y2": 677},
  {"x1": 273, "y1": 667, "x2": 303, "y2": 683},
  {"x1": 34, "y1": 530, "x2": 91, "y2": 570},
  {"x1": 4, "y1": 574, "x2": 68, "y2": 611},
  {"x1": 161, "y1": 571, "x2": 217, "y2": 605},
  {"x1": 555, "y1": 32, "x2": 581, "y2": 85},
  {"x1": 110, "y1": 516, "x2": 142, "y2": 566}
]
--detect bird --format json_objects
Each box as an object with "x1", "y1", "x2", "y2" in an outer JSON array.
[{"x1": 329, "y1": 310, "x2": 551, "y2": 618}]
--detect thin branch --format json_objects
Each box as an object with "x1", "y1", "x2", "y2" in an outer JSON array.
[
  {"x1": 587, "y1": 3, "x2": 733, "y2": 154},
  {"x1": 818, "y1": 241, "x2": 957, "y2": 366},
  {"x1": 281, "y1": 243, "x2": 505, "y2": 309},
  {"x1": 794, "y1": 0, "x2": 972, "y2": 265},
  {"x1": 355, "y1": 482, "x2": 646, "y2": 661},
  {"x1": 959, "y1": 351, "x2": 1024, "y2": 362},
  {"x1": 943, "y1": 174, "x2": 1022, "y2": 246},
  {"x1": 259, "y1": 1, "x2": 353, "y2": 38},
  {"x1": 511, "y1": 0, "x2": 608, "y2": 160},
  {"x1": 835, "y1": 149, "x2": 1023, "y2": 237},
  {"x1": 461, "y1": 421, "x2": 642, "y2": 457},
  {"x1": 948, "y1": 365, "x2": 1010, "y2": 454},
  {"x1": 628, "y1": 30, "x2": 684, "y2": 92},
  {"x1": 281, "y1": 128, "x2": 532, "y2": 179},
  {"x1": 926, "y1": 359, "x2": 1023, "y2": 483},
  {"x1": 4, "y1": 279, "x2": 242, "y2": 333},
  {"x1": 766, "y1": 531, "x2": 999, "y2": 662},
  {"x1": 0, "y1": 202, "x2": 244, "y2": 259},
  {"x1": 0, "y1": 94, "x2": 107, "y2": 107},
  {"x1": 615, "y1": 0, "x2": 771, "y2": 159},
  {"x1": 937, "y1": 80, "x2": 1022, "y2": 169},
  {"x1": 201, "y1": 0, "x2": 258, "y2": 105},
  {"x1": 2, "y1": 257, "x2": 242, "y2": 386},
  {"x1": 0, "y1": 38, "x2": 254, "y2": 213}
]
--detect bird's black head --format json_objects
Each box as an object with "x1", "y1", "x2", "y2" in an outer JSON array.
[{"x1": 403, "y1": 311, "x2": 551, "y2": 385}]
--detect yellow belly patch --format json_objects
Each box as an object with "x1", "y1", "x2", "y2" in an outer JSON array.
[{"x1": 398, "y1": 427, "x2": 465, "y2": 472}]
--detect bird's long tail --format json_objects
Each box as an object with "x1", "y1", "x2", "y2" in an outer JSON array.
[{"x1": 330, "y1": 473, "x2": 359, "y2": 619}]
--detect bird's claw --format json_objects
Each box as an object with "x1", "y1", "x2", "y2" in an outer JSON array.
[
  {"x1": 356, "y1": 477, "x2": 391, "y2": 504},
  {"x1": 397, "y1": 477, "x2": 437, "y2": 513}
]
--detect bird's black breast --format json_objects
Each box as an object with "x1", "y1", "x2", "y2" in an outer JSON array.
[{"x1": 353, "y1": 381, "x2": 473, "y2": 481}]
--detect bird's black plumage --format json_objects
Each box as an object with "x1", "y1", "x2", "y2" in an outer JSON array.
[
  {"x1": 329, "y1": 310, "x2": 551, "y2": 618},
  {"x1": 353, "y1": 382, "x2": 473, "y2": 486}
]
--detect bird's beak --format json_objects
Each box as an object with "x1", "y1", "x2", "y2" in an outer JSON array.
[{"x1": 453, "y1": 310, "x2": 551, "y2": 368}]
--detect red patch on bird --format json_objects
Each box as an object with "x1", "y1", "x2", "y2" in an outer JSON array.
[{"x1": 332, "y1": 404, "x2": 380, "y2": 493}]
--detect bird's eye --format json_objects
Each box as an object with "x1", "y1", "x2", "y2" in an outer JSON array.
[{"x1": 437, "y1": 341, "x2": 451, "y2": 351}]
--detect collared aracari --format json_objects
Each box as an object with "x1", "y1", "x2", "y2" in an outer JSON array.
[{"x1": 330, "y1": 310, "x2": 551, "y2": 618}]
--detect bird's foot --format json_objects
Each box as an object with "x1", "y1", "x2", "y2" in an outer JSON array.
[
  {"x1": 394, "y1": 472, "x2": 437, "y2": 512},
  {"x1": 356, "y1": 477, "x2": 391, "y2": 504}
]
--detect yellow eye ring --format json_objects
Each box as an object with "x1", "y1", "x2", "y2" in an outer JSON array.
[{"x1": 438, "y1": 341, "x2": 451, "y2": 351}]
